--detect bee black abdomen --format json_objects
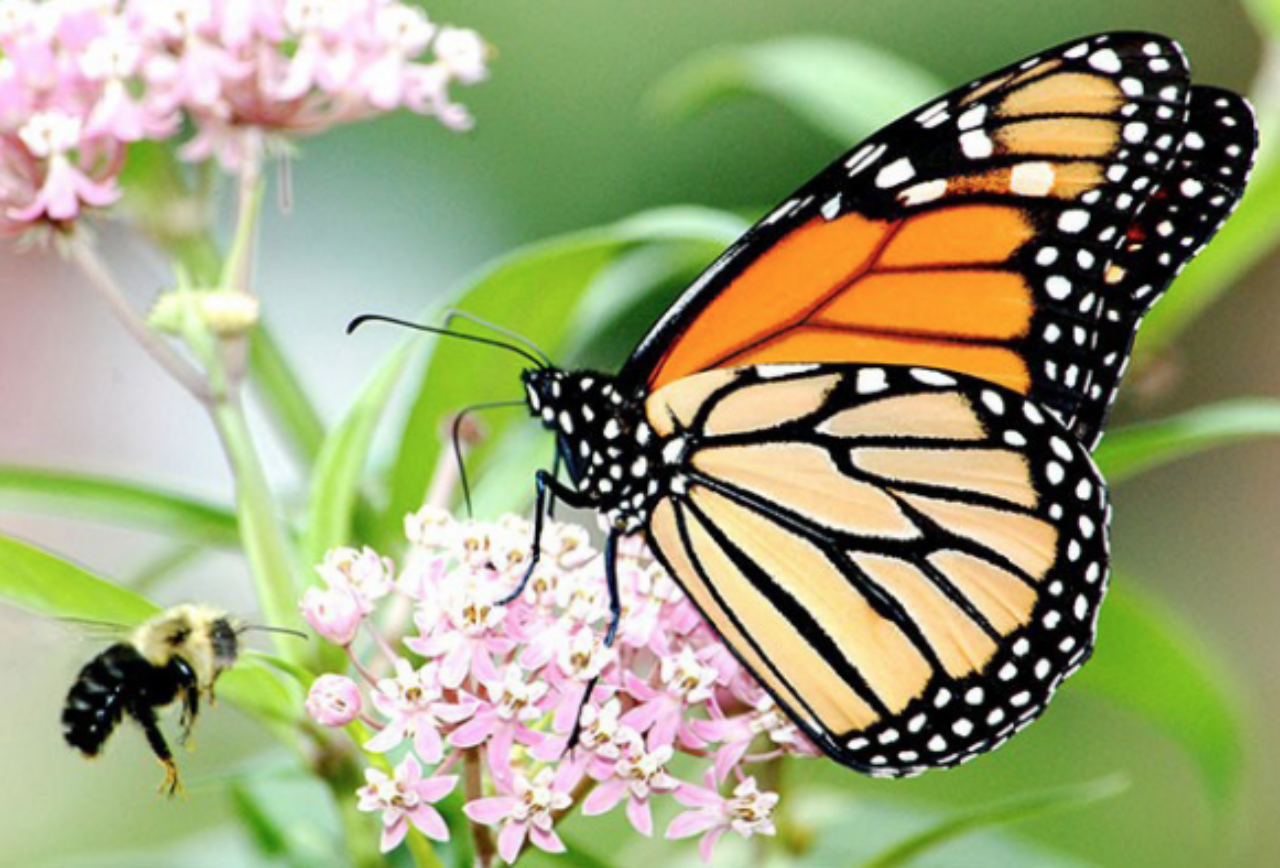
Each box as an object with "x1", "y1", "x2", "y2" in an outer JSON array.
[{"x1": 62, "y1": 644, "x2": 149, "y2": 756}]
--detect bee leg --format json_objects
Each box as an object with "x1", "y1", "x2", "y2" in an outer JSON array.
[
  {"x1": 130, "y1": 703, "x2": 182, "y2": 796},
  {"x1": 158, "y1": 757, "x2": 183, "y2": 797},
  {"x1": 499, "y1": 469, "x2": 590, "y2": 605},
  {"x1": 178, "y1": 682, "x2": 200, "y2": 747}
]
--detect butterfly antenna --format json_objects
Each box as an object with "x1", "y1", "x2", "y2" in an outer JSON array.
[
  {"x1": 448, "y1": 399, "x2": 525, "y2": 519},
  {"x1": 238, "y1": 624, "x2": 309, "y2": 640},
  {"x1": 347, "y1": 313, "x2": 548, "y2": 370},
  {"x1": 443, "y1": 308, "x2": 555, "y2": 368}
]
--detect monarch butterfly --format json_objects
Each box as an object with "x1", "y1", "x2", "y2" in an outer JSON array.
[{"x1": 395, "y1": 32, "x2": 1257, "y2": 777}]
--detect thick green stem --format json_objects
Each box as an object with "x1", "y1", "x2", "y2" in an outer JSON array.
[{"x1": 210, "y1": 394, "x2": 304, "y2": 657}]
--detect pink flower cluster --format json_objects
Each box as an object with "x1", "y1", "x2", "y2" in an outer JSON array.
[
  {"x1": 0, "y1": 0, "x2": 487, "y2": 233},
  {"x1": 303, "y1": 508, "x2": 814, "y2": 863}
]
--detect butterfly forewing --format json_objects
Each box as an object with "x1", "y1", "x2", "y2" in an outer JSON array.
[
  {"x1": 621, "y1": 32, "x2": 1197, "y2": 432},
  {"x1": 1072, "y1": 87, "x2": 1258, "y2": 448},
  {"x1": 643, "y1": 364, "x2": 1109, "y2": 775}
]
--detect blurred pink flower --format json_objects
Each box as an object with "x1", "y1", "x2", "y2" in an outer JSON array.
[
  {"x1": 299, "y1": 583, "x2": 364, "y2": 646},
  {"x1": 0, "y1": 0, "x2": 488, "y2": 229}
]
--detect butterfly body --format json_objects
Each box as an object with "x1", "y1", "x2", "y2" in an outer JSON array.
[{"x1": 509, "y1": 32, "x2": 1256, "y2": 777}]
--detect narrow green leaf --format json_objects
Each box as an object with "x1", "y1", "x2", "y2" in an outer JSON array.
[
  {"x1": 378, "y1": 207, "x2": 742, "y2": 544},
  {"x1": 249, "y1": 324, "x2": 327, "y2": 469},
  {"x1": 856, "y1": 776, "x2": 1126, "y2": 868},
  {"x1": 1075, "y1": 581, "x2": 1245, "y2": 804},
  {"x1": 0, "y1": 534, "x2": 300, "y2": 730},
  {"x1": 229, "y1": 781, "x2": 291, "y2": 860},
  {"x1": 0, "y1": 532, "x2": 157, "y2": 624},
  {"x1": 648, "y1": 36, "x2": 946, "y2": 142},
  {"x1": 1133, "y1": 155, "x2": 1280, "y2": 368},
  {"x1": 0, "y1": 466, "x2": 240, "y2": 547},
  {"x1": 218, "y1": 658, "x2": 302, "y2": 727},
  {"x1": 132, "y1": 544, "x2": 204, "y2": 595},
  {"x1": 302, "y1": 341, "x2": 413, "y2": 567},
  {"x1": 1094, "y1": 399, "x2": 1280, "y2": 484}
]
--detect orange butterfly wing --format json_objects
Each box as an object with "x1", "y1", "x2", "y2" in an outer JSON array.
[{"x1": 619, "y1": 33, "x2": 1227, "y2": 433}]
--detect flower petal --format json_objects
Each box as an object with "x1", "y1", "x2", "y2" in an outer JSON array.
[
  {"x1": 407, "y1": 804, "x2": 450, "y2": 842},
  {"x1": 582, "y1": 778, "x2": 627, "y2": 816},
  {"x1": 529, "y1": 825, "x2": 566, "y2": 854},
  {"x1": 464, "y1": 796, "x2": 516, "y2": 825},
  {"x1": 497, "y1": 820, "x2": 527, "y2": 864},
  {"x1": 627, "y1": 796, "x2": 654, "y2": 837}
]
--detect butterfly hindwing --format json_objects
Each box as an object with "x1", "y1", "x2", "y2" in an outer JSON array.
[
  {"x1": 1072, "y1": 86, "x2": 1258, "y2": 448},
  {"x1": 643, "y1": 364, "x2": 1109, "y2": 775},
  {"x1": 621, "y1": 33, "x2": 1198, "y2": 431}
]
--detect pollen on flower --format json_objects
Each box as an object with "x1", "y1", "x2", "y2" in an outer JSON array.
[{"x1": 307, "y1": 512, "x2": 817, "y2": 859}]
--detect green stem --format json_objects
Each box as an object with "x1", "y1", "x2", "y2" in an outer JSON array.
[{"x1": 209, "y1": 394, "x2": 304, "y2": 656}]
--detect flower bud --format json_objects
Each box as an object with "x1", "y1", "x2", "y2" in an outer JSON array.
[
  {"x1": 300, "y1": 585, "x2": 364, "y2": 645},
  {"x1": 198, "y1": 290, "x2": 260, "y2": 335},
  {"x1": 306, "y1": 674, "x2": 363, "y2": 727}
]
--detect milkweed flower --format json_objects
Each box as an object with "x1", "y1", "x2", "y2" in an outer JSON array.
[
  {"x1": 667, "y1": 776, "x2": 780, "y2": 863},
  {"x1": 306, "y1": 673, "x2": 363, "y2": 727},
  {"x1": 0, "y1": 0, "x2": 487, "y2": 231},
  {"x1": 305, "y1": 508, "x2": 817, "y2": 861},
  {"x1": 357, "y1": 757, "x2": 458, "y2": 852}
]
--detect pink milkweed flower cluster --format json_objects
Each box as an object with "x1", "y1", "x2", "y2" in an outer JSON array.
[
  {"x1": 303, "y1": 507, "x2": 816, "y2": 863},
  {"x1": 0, "y1": 0, "x2": 487, "y2": 233}
]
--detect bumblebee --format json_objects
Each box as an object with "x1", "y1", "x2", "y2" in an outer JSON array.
[{"x1": 61, "y1": 604, "x2": 243, "y2": 795}]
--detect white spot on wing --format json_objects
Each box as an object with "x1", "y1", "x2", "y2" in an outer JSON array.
[
  {"x1": 876, "y1": 157, "x2": 916, "y2": 188},
  {"x1": 960, "y1": 130, "x2": 994, "y2": 159},
  {"x1": 846, "y1": 142, "x2": 887, "y2": 177},
  {"x1": 898, "y1": 179, "x2": 947, "y2": 206},
  {"x1": 1088, "y1": 49, "x2": 1122, "y2": 74},
  {"x1": 1010, "y1": 162, "x2": 1056, "y2": 197}
]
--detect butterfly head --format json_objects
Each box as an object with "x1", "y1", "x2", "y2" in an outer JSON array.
[{"x1": 523, "y1": 368, "x2": 661, "y2": 529}]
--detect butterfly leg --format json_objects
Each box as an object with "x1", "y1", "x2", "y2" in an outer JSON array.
[
  {"x1": 500, "y1": 469, "x2": 590, "y2": 605},
  {"x1": 602, "y1": 529, "x2": 621, "y2": 647}
]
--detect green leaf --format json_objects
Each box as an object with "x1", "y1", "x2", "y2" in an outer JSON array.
[
  {"x1": 1074, "y1": 581, "x2": 1245, "y2": 805},
  {"x1": 0, "y1": 466, "x2": 240, "y2": 547},
  {"x1": 249, "y1": 324, "x2": 327, "y2": 470},
  {"x1": 1094, "y1": 399, "x2": 1280, "y2": 484},
  {"x1": 229, "y1": 781, "x2": 291, "y2": 860},
  {"x1": 853, "y1": 777, "x2": 1125, "y2": 868},
  {"x1": 131, "y1": 544, "x2": 205, "y2": 596},
  {"x1": 302, "y1": 341, "x2": 414, "y2": 567},
  {"x1": 0, "y1": 532, "x2": 157, "y2": 624},
  {"x1": 0, "y1": 533, "x2": 300, "y2": 731},
  {"x1": 217, "y1": 658, "x2": 302, "y2": 727},
  {"x1": 1243, "y1": 0, "x2": 1280, "y2": 40},
  {"x1": 1133, "y1": 154, "x2": 1280, "y2": 368},
  {"x1": 648, "y1": 36, "x2": 946, "y2": 142},
  {"x1": 378, "y1": 206, "x2": 742, "y2": 544}
]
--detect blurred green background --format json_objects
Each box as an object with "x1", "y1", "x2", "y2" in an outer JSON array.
[{"x1": 1, "y1": 0, "x2": 1278, "y2": 865}]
